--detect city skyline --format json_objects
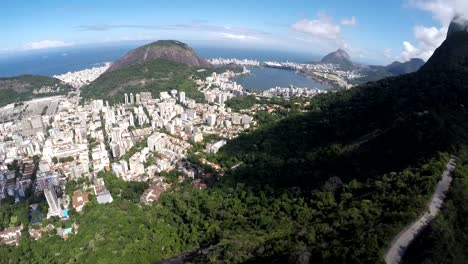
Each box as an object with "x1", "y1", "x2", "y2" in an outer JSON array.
[{"x1": 2, "y1": 0, "x2": 467, "y2": 64}]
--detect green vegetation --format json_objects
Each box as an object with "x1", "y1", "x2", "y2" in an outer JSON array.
[
  {"x1": 1, "y1": 32, "x2": 468, "y2": 263},
  {"x1": 120, "y1": 140, "x2": 146, "y2": 162},
  {"x1": 51, "y1": 156, "x2": 75, "y2": 164},
  {"x1": 225, "y1": 95, "x2": 258, "y2": 111},
  {"x1": 0, "y1": 75, "x2": 72, "y2": 107},
  {"x1": 81, "y1": 59, "x2": 205, "y2": 104},
  {"x1": 403, "y1": 150, "x2": 468, "y2": 264},
  {"x1": 100, "y1": 171, "x2": 148, "y2": 203},
  {"x1": 0, "y1": 201, "x2": 29, "y2": 230},
  {"x1": 147, "y1": 40, "x2": 190, "y2": 49},
  {"x1": 225, "y1": 94, "x2": 308, "y2": 112},
  {"x1": 0, "y1": 155, "x2": 450, "y2": 263}
]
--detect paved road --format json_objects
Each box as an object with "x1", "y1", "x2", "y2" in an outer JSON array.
[{"x1": 384, "y1": 157, "x2": 456, "y2": 264}]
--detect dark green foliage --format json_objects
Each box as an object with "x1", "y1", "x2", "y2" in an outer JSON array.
[
  {"x1": 0, "y1": 201, "x2": 29, "y2": 230},
  {"x1": 225, "y1": 95, "x2": 258, "y2": 111},
  {"x1": 403, "y1": 150, "x2": 468, "y2": 264},
  {"x1": 0, "y1": 75, "x2": 72, "y2": 107},
  {"x1": 0, "y1": 156, "x2": 449, "y2": 264},
  {"x1": 99, "y1": 171, "x2": 148, "y2": 203},
  {"x1": 216, "y1": 65, "x2": 468, "y2": 188}
]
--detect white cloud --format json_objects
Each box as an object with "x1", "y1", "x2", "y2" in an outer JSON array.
[
  {"x1": 23, "y1": 40, "x2": 74, "y2": 50},
  {"x1": 341, "y1": 16, "x2": 357, "y2": 27},
  {"x1": 409, "y1": 0, "x2": 468, "y2": 26},
  {"x1": 398, "y1": 25, "x2": 447, "y2": 61},
  {"x1": 398, "y1": 0, "x2": 468, "y2": 61},
  {"x1": 292, "y1": 14, "x2": 341, "y2": 40},
  {"x1": 290, "y1": 14, "x2": 370, "y2": 60},
  {"x1": 220, "y1": 33, "x2": 259, "y2": 41}
]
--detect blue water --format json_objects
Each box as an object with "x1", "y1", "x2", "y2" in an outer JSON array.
[
  {"x1": 0, "y1": 42, "x2": 320, "y2": 77},
  {"x1": 0, "y1": 44, "x2": 137, "y2": 77},
  {"x1": 236, "y1": 67, "x2": 331, "y2": 91}
]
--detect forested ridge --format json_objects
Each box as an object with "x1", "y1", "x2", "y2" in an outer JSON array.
[
  {"x1": 1, "y1": 26, "x2": 468, "y2": 264},
  {"x1": 0, "y1": 75, "x2": 72, "y2": 107},
  {"x1": 402, "y1": 150, "x2": 468, "y2": 264},
  {"x1": 81, "y1": 59, "x2": 239, "y2": 105}
]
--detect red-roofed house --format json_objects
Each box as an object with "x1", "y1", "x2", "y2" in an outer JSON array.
[{"x1": 72, "y1": 191, "x2": 89, "y2": 212}]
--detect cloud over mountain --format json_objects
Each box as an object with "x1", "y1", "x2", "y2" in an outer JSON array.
[{"x1": 399, "y1": 0, "x2": 468, "y2": 61}]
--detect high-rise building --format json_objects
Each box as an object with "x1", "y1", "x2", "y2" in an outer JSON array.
[
  {"x1": 135, "y1": 93, "x2": 141, "y2": 105},
  {"x1": 110, "y1": 142, "x2": 120, "y2": 158},
  {"x1": 147, "y1": 133, "x2": 167, "y2": 152},
  {"x1": 124, "y1": 93, "x2": 129, "y2": 105},
  {"x1": 129, "y1": 114, "x2": 135, "y2": 127},
  {"x1": 207, "y1": 114, "x2": 217, "y2": 127},
  {"x1": 44, "y1": 186, "x2": 61, "y2": 218},
  {"x1": 129, "y1": 93, "x2": 134, "y2": 105},
  {"x1": 179, "y1": 91, "x2": 186, "y2": 103}
]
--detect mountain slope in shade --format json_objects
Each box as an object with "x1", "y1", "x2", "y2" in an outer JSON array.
[
  {"x1": 385, "y1": 58, "x2": 425, "y2": 75},
  {"x1": 320, "y1": 49, "x2": 354, "y2": 69},
  {"x1": 107, "y1": 40, "x2": 211, "y2": 72},
  {"x1": 447, "y1": 16, "x2": 468, "y2": 38},
  {"x1": 421, "y1": 19, "x2": 468, "y2": 72},
  {"x1": 171, "y1": 17, "x2": 468, "y2": 263}
]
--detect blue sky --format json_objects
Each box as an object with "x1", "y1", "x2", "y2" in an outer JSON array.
[{"x1": 1, "y1": 0, "x2": 466, "y2": 64}]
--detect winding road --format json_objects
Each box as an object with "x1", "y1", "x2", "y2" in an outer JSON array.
[{"x1": 384, "y1": 157, "x2": 457, "y2": 264}]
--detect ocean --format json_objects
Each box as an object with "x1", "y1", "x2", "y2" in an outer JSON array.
[
  {"x1": 0, "y1": 43, "x2": 320, "y2": 77},
  {"x1": 0, "y1": 43, "x2": 326, "y2": 90}
]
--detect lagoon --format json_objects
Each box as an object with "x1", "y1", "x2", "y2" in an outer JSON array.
[{"x1": 235, "y1": 67, "x2": 332, "y2": 91}]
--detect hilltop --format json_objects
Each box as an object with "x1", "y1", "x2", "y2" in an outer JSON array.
[
  {"x1": 320, "y1": 49, "x2": 354, "y2": 69},
  {"x1": 106, "y1": 40, "x2": 211, "y2": 72},
  {"x1": 0, "y1": 75, "x2": 72, "y2": 107},
  {"x1": 81, "y1": 41, "x2": 229, "y2": 104}
]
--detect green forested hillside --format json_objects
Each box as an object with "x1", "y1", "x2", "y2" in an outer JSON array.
[
  {"x1": 403, "y1": 150, "x2": 468, "y2": 264},
  {"x1": 214, "y1": 68, "x2": 468, "y2": 188},
  {"x1": 81, "y1": 59, "x2": 235, "y2": 104},
  {"x1": 81, "y1": 59, "x2": 205, "y2": 104},
  {"x1": 0, "y1": 156, "x2": 451, "y2": 263},
  {"x1": 0, "y1": 75, "x2": 72, "y2": 107}
]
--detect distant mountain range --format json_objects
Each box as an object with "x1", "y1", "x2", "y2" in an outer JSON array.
[
  {"x1": 385, "y1": 58, "x2": 426, "y2": 75},
  {"x1": 318, "y1": 48, "x2": 425, "y2": 84}
]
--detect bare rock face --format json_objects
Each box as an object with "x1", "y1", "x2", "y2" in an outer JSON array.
[{"x1": 107, "y1": 40, "x2": 211, "y2": 72}]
